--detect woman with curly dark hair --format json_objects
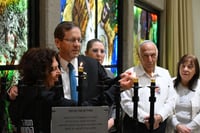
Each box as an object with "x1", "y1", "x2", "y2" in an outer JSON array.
[
  {"x1": 9, "y1": 48, "x2": 75, "y2": 133},
  {"x1": 8, "y1": 48, "x2": 61, "y2": 100},
  {"x1": 18, "y1": 48, "x2": 60, "y2": 88}
]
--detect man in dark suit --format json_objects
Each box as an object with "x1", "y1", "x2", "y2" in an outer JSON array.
[
  {"x1": 54, "y1": 21, "x2": 118, "y2": 106},
  {"x1": 54, "y1": 21, "x2": 120, "y2": 133}
]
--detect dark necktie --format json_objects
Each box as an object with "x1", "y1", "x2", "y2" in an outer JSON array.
[{"x1": 68, "y1": 63, "x2": 78, "y2": 102}]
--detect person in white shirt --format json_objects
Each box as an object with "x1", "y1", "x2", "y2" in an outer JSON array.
[
  {"x1": 119, "y1": 40, "x2": 176, "y2": 133},
  {"x1": 166, "y1": 54, "x2": 200, "y2": 133}
]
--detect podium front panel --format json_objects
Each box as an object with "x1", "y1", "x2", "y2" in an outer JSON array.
[{"x1": 51, "y1": 106, "x2": 109, "y2": 133}]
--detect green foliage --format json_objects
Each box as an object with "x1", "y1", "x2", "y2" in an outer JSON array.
[
  {"x1": 102, "y1": 0, "x2": 118, "y2": 29},
  {"x1": 0, "y1": 0, "x2": 28, "y2": 132},
  {"x1": 0, "y1": 0, "x2": 28, "y2": 66}
]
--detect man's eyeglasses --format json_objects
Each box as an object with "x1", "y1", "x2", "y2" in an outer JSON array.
[
  {"x1": 63, "y1": 38, "x2": 82, "y2": 43},
  {"x1": 92, "y1": 49, "x2": 105, "y2": 54}
]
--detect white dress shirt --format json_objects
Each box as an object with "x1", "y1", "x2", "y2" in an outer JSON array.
[
  {"x1": 59, "y1": 56, "x2": 78, "y2": 99},
  {"x1": 120, "y1": 65, "x2": 176, "y2": 123}
]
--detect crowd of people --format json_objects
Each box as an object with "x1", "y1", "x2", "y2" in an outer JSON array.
[{"x1": 2, "y1": 21, "x2": 200, "y2": 133}]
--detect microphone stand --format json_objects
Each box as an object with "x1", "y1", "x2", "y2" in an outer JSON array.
[
  {"x1": 132, "y1": 78, "x2": 140, "y2": 133},
  {"x1": 148, "y1": 79, "x2": 156, "y2": 133}
]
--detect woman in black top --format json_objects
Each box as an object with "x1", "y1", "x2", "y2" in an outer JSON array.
[{"x1": 9, "y1": 48, "x2": 75, "y2": 133}]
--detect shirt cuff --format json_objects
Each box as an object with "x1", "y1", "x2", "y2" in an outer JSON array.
[{"x1": 187, "y1": 121, "x2": 199, "y2": 130}]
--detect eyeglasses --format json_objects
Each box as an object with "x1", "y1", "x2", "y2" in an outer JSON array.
[
  {"x1": 50, "y1": 66, "x2": 60, "y2": 72},
  {"x1": 63, "y1": 38, "x2": 82, "y2": 43},
  {"x1": 92, "y1": 49, "x2": 105, "y2": 54}
]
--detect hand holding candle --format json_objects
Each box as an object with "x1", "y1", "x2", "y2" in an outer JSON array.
[{"x1": 119, "y1": 71, "x2": 134, "y2": 89}]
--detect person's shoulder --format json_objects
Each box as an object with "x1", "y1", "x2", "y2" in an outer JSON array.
[
  {"x1": 172, "y1": 76, "x2": 176, "y2": 81},
  {"x1": 125, "y1": 66, "x2": 135, "y2": 72},
  {"x1": 78, "y1": 55, "x2": 99, "y2": 67},
  {"x1": 196, "y1": 79, "x2": 200, "y2": 86},
  {"x1": 155, "y1": 66, "x2": 171, "y2": 77},
  {"x1": 156, "y1": 66, "x2": 170, "y2": 73},
  {"x1": 78, "y1": 55, "x2": 97, "y2": 62},
  {"x1": 193, "y1": 79, "x2": 200, "y2": 92}
]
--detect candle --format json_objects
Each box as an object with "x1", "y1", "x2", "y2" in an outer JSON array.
[
  {"x1": 151, "y1": 72, "x2": 155, "y2": 86},
  {"x1": 133, "y1": 78, "x2": 139, "y2": 83},
  {"x1": 149, "y1": 72, "x2": 156, "y2": 131},
  {"x1": 78, "y1": 62, "x2": 84, "y2": 73},
  {"x1": 132, "y1": 71, "x2": 139, "y2": 123},
  {"x1": 151, "y1": 78, "x2": 155, "y2": 83},
  {"x1": 132, "y1": 72, "x2": 138, "y2": 88},
  {"x1": 132, "y1": 72, "x2": 139, "y2": 84}
]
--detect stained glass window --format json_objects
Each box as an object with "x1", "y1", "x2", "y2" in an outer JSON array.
[
  {"x1": 0, "y1": 0, "x2": 28, "y2": 89},
  {"x1": 133, "y1": 4, "x2": 159, "y2": 65},
  {"x1": 0, "y1": 1, "x2": 28, "y2": 132},
  {"x1": 0, "y1": 0, "x2": 28, "y2": 66},
  {"x1": 60, "y1": 0, "x2": 119, "y2": 76}
]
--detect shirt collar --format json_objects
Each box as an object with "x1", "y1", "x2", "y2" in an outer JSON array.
[
  {"x1": 135, "y1": 65, "x2": 160, "y2": 78},
  {"x1": 59, "y1": 56, "x2": 78, "y2": 71}
]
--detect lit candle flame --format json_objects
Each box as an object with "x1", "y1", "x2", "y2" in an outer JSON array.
[
  {"x1": 80, "y1": 62, "x2": 83, "y2": 67},
  {"x1": 151, "y1": 72, "x2": 154, "y2": 78},
  {"x1": 151, "y1": 72, "x2": 155, "y2": 83},
  {"x1": 79, "y1": 62, "x2": 84, "y2": 72}
]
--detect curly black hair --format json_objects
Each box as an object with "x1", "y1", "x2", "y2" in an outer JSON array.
[{"x1": 18, "y1": 48, "x2": 58, "y2": 85}]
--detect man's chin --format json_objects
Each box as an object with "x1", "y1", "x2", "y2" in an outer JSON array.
[{"x1": 74, "y1": 52, "x2": 79, "y2": 56}]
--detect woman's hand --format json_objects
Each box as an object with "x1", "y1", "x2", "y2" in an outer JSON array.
[
  {"x1": 108, "y1": 118, "x2": 114, "y2": 130},
  {"x1": 119, "y1": 71, "x2": 134, "y2": 90},
  {"x1": 176, "y1": 124, "x2": 191, "y2": 133},
  {"x1": 8, "y1": 86, "x2": 18, "y2": 100}
]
